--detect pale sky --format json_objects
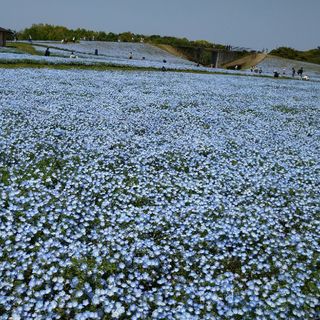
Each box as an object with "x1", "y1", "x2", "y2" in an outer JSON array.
[{"x1": 2, "y1": 0, "x2": 319, "y2": 50}]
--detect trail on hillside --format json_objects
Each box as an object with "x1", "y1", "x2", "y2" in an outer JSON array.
[{"x1": 223, "y1": 53, "x2": 267, "y2": 69}]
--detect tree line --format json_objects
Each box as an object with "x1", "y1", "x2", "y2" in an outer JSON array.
[{"x1": 14, "y1": 24, "x2": 218, "y2": 48}]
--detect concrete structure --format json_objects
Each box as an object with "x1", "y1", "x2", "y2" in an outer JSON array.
[
  {"x1": 192, "y1": 48, "x2": 243, "y2": 68},
  {"x1": 211, "y1": 50, "x2": 243, "y2": 68},
  {"x1": 0, "y1": 27, "x2": 10, "y2": 47},
  {"x1": 174, "y1": 45, "x2": 246, "y2": 68}
]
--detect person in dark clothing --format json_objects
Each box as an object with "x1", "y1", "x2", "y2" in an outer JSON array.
[
  {"x1": 297, "y1": 67, "x2": 303, "y2": 78},
  {"x1": 44, "y1": 47, "x2": 50, "y2": 56},
  {"x1": 273, "y1": 71, "x2": 280, "y2": 78},
  {"x1": 94, "y1": 49, "x2": 98, "y2": 55},
  {"x1": 292, "y1": 67, "x2": 296, "y2": 77}
]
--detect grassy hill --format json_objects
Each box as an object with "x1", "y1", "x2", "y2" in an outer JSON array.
[{"x1": 269, "y1": 47, "x2": 320, "y2": 65}]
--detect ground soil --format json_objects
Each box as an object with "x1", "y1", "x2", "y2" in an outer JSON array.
[
  {"x1": 155, "y1": 44, "x2": 190, "y2": 60},
  {"x1": 222, "y1": 53, "x2": 267, "y2": 69}
]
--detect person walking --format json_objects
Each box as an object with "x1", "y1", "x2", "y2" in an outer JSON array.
[
  {"x1": 70, "y1": 51, "x2": 77, "y2": 58},
  {"x1": 44, "y1": 47, "x2": 50, "y2": 56},
  {"x1": 292, "y1": 67, "x2": 296, "y2": 77},
  {"x1": 297, "y1": 67, "x2": 304, "y2": 78}
]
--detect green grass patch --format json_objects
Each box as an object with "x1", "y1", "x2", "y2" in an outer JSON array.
[
  {"x1": 0, "y1": 167, "x2": 10, "y2": 186},
  {"x1": 6, "y1": 42, "x2": 39, "y2": 55},
  {"x1": 272, "y1": 105, "x2": 299, "y2": 114}
]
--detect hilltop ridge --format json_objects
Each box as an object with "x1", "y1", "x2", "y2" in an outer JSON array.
[{"x1": 270, "y1": 47, "x2": 320, "y2": 65}]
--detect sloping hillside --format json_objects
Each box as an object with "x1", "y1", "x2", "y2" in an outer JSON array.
[
  {"x1": 257, "y1": 55, "x2": 320, "y2": 80},
  {"x1": 33, "y1": 41, "x2": 195, "y2": 66}
]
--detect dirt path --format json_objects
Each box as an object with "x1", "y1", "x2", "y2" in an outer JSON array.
[
  {"x1": 223, "y1": 53, "x2": 267, "y2": 69},
  {"x1": 155, "y1": 44, "x2": 190, "y2": 60}
]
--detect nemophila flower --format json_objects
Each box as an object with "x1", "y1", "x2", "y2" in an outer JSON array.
[
  {"x1": 111, "y1": 302, "x2": 125, "y2": 318},
  {"x1": 0, "y1": 68, "x2": 319, "y2": 319}
]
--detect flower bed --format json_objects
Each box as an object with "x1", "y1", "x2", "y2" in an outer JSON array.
[{"x1": 0, "y1": 69, "x2": 319, "y2": 319}]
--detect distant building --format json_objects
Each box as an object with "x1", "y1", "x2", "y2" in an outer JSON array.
[{"x1": 0, "y1": 27, "x2": 10, "y2": 46}]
